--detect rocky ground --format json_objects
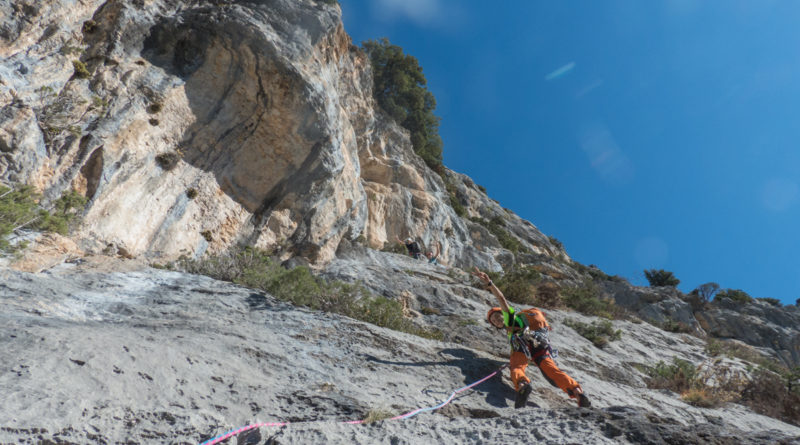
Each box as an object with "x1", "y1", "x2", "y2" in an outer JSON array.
[{"x1": 1, "y1": 251, "x2": 799, "y2": 444}]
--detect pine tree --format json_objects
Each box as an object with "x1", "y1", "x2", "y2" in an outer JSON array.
[{"x1": 362, "y1": 38, "x2": 443, "y2": 173}]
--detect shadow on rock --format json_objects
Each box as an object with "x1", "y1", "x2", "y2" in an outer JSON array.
[
  {"x1": 366, "y1": 347, "x2": 513, "y2": 409},
  {"x1": 244, "y1": 293, "x2": 297, "y2": 313}
]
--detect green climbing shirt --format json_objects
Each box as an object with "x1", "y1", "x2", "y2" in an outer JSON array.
[{"x1": 502, "y1": 306, "x2": 528, "y2": 339}]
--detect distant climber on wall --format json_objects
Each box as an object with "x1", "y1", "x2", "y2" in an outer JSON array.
[
  {"x1": 472, "y1": 267, "x2": 592, "y2": 409},
  {"x1": 425, "y1": 240, "x2": 445, "y2": 266},
  {"x1": 395, "y1": 235, "x2": 423, "y2": 260}
]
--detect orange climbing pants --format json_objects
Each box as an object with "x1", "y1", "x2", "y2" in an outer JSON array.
[{"x1": 509, "y1": 350, "x2": 581, "y2": 397}]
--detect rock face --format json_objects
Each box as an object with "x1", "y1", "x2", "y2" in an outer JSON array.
[
  {"x1": 0, "y1": 0, "x2": 568, "y2": 271},
  {"x1": 1, "y1": 260, "x2": 799, "y2": 444},
  {"x1": 3, "y1": 0, "x2": 368, "y2": 264},
  {"x1": 3, "y1": 5, "x2": 800, "y2": 443},
  {"x1": 695, "y1": 300, "x2": 800, "y2": 367},
  {"x1": 3, "y1": 0, "x2": 800, "y2": 371}
]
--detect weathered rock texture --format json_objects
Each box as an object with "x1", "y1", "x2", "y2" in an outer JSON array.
[
  {"x1": 1, "y1": 260, "x2": 799, "y2": 444},
  {"x1": 1, "y1": 0, "x2": 569, "y2": 272},
  {"x1": 3, "y1": 5, "x2": 800, "y2": 444},
  {"x1": 695, "y1": 299, "x2": 800, "y2": 367}
]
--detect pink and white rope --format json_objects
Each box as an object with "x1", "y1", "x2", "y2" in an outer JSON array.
[{"x1": 199, "y1": 364, "x2": 507, "y2": 445}]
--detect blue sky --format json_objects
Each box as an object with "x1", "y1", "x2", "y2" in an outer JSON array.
[{"x1": 338, "y1": 0, "x2": 800, "y2": 305}]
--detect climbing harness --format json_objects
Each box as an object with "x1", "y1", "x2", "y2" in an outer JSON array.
[
  {"x1": 198, "y1": 364, "x2": 508, "y2": 445},
  {"x1": 510, "y1": 327, "x2": 558, "y2": 363}
]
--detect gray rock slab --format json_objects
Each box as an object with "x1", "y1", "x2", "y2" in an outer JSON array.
[{"x1": 1, "y1": 263, "x2": 799, "y2": 444}]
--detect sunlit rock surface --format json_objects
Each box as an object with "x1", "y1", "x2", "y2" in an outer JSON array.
[
  {"x1": 1, "y1": 259, "x2": 798, "y2": 444},
  {"x1": 2, "y1": 1, "x2": 800, "y2": 443}
]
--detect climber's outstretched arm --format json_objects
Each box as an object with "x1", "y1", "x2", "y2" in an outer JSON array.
[{"x1": 472, "y1": 267, "x2": 509, "y2": 313}]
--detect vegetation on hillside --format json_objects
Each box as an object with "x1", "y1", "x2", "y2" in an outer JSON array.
[
  {"x1": 470, "y1": 215, "x2": 527, "y2": 253},
  {"x1": 714, "y1": 288, "x2": 753, "y2": 304},
  {"x1": 363, "y1": 38, "x2": 443, "y2": 174},
  {"x1": 0, "y1": 185, "x2": 86, "y2": 252},
  {"x1": 561, "y1": 280, "x2": 627, "y2": 319},
  {"x1": 483, "y1": 266, "x2": 628, "y2": 319},
  {"x1": 690, "y1": 282, "x2": 720, "y2": 302},
  {"x1": 488, "y1": 265, "x2": 542, "y2": 305},
  {"x1": 177, "y1": 246, "x2": 442, "y2": 340},
  {"x1": 564, "y1": 318, "x2": 622, "y2": 348},
  {"x1": 642, "y1": 355, "x2": 800, "y2": 424},
  {"x1": 644, "y1": 269, "x2": 680, "y2": 287}
]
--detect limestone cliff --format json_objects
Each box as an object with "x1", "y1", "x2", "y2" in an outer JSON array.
[
  {"x1": 2, "y1": 1, "x2": 800, "y2": 443},
  {"x1": 0, "y1": 0, "x2": 564, "y2": 271},
  {"x1": 1, "y1": 0, "x2": 798, "y2": 377}
]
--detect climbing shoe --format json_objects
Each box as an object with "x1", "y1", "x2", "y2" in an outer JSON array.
[
  {"x1": 515, "y1": 383, "x2": 532, "y2": 409},
  {"x1": 577, "y1": 393, "x2": 592, "y2": 408}
]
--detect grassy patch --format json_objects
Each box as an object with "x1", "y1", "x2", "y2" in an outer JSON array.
[
  {"x1": 493, "y1": 265, "x2": 541, "y2": 304},
  {"x1": 660, "y1": 318, "x2": 692, "y2": 333},
  {"x1": 742, "y1": 368, "x2": 800, "y2": 425},
  {"x1": 642, "y1": 357, "x2": 742, "y2": 409},
  {"x1": 647, "y1": 357, "x2": 698, "y2": 394},
  {"x1": 680, "y1": 388, "x2": 719, "y2": 408},
  {"x1": 178, "y1": 247, "x2": 442, "y2": 340},
  {"x1": 363, "y1": 408, "x2": 393, "y2": 424},
  {"x1": 72, "y1": 60, "x2": 91, "y2": 79},
  {"x1": 564, "y1": 319, "x2": 621, "y2": 348},
  {"x1": 705, "y1": 338, "x2": 786, "y2": 374},
  {"x1": 561, "y1": 280, "x2": 624, "y2": 319},
  {"x1": 470, "y1": 216, "x2": 527, "y2": 253}
]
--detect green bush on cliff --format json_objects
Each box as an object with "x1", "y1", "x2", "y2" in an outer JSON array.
[
  {"x1": 493, "y1": 265, "x2": 542, "y2": 304},
  {"x1": 756, "y1": 297, "x2": 781, "y2": 307},
  {"x1": 742, "y1": 368, "x2": 800, "y2": 426},
  {"x1": 0, "y1": 185, "x2": 40, "y2": 251},
  {"x1": 714, "y1": 288, "x2": 753, "y2": 304},
  {"x1": 0, "y1": 185, "x2": 86, "y2": 252},
  {"x1": 72, "y1": 60, "x2": 91, "y2": 79},
  {"x1": 564, "y1": 318, "x2": 621, "y2": 348},
  {"x1": 644, "y1": 269, "x2": 680, "y2": 287},
  {"x1": 470, "y1": 216, "x2": 526, "y2": 253},
  {"x1": 37, "y1": 190, "x2": 87, "y2": 234},
  {"x1": 561, "y1": 280, "x2": 626, "y2": 319},
  {"x1": 647, "y1": 357, "x2": 698, "y2": 393},
  {"x1": 362, "y1": 38, "x2": 443, "y2": 174},
  {"x1": 444, "y1": 176, "x2": 466, "y2": 217}
]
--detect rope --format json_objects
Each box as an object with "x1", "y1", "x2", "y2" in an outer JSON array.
[{"x1": 198, "y1": 364, "x2": 507, "y2": 445}]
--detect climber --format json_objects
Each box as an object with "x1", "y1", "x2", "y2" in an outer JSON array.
[
  {"x1": 425, "y1": 240, "x2": 445, "y2": 266},
  {"x1": 471, "y1": 267, "x2": 592, "y2": 409},
  {"x1": 395, "y1": 235, "x2": 424, "y2": 260}
]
